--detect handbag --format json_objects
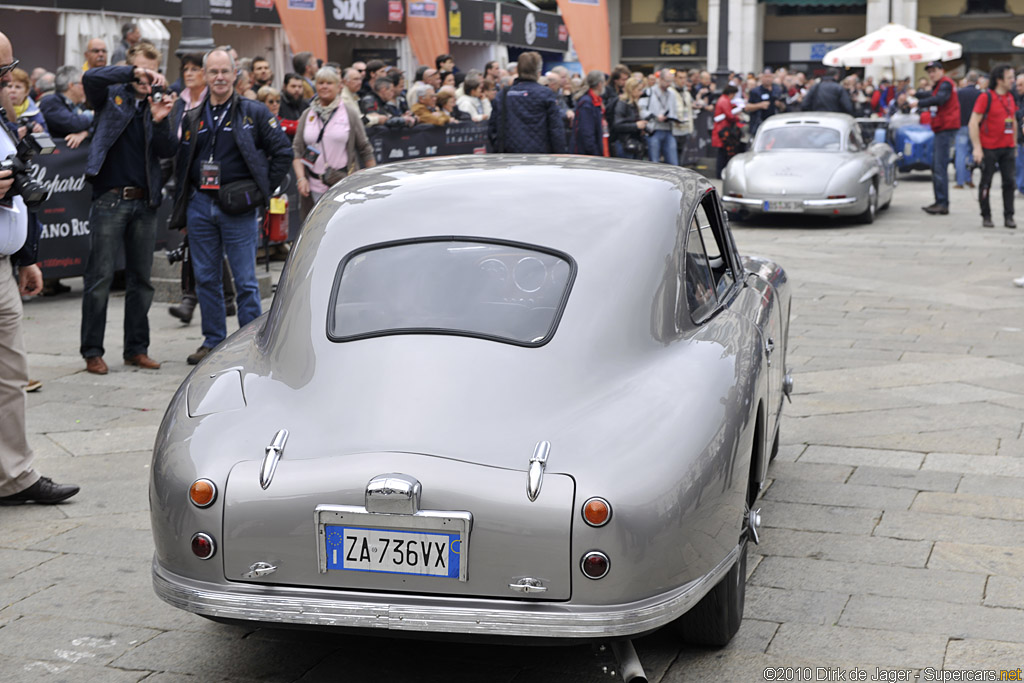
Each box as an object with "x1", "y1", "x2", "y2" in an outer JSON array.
[{"x1": 218, "y1": 179, "x2": 265, "y2": 215}]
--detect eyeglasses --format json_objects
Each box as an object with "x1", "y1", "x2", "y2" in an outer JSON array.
[{"x1": 0, "y1": 59, "x2": 20, "y2": 78}]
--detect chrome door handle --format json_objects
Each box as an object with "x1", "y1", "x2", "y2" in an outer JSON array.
[
  {"x1": 243, "y1": 562, "x2": 277, "y2": 578},
  {"x1": 509, "y1": 578, "x2": 547, "y2": 594}
]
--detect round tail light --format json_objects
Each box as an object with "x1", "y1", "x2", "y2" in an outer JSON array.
[
  {"x1": 582, "y1": 497, "x2": 611, "y2": 527},
  {"x1": 581, "y1": 551, "x2": 610, "y2": 579},
  {"x1": 191, "y1": 532, "x2": 216, "y2": 560},
  {"x1": 189, "y1": 479, "x2": 217, "y2": 507}
]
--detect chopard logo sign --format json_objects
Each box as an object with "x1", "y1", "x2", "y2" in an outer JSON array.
[{"x1": 29, "y1": 164, "x2": 86, "y2": 201}]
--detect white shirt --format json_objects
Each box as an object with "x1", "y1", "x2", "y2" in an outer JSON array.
[{"x1": 0, "y1": 129, "x2": 28, "y2": 256}]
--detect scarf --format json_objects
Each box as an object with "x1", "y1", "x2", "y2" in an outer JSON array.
[
  {"x1": 589, "y1": 90, "x2": 609, "y2": 157},
  {"x1": 311, "y1": 95, "x2": 341, "y2": 124}
]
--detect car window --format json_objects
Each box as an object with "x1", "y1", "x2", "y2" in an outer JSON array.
[
  {"x1": 328, "y1": 239, "x2": 575, "y2": 346},
  {"x1": 684, "y1": 216, "x2": 718, "y2": 323},
  {"x1": 694, "y1": 196, "x2": 735, "y2": 299},
  {"x1": 755, "y1": 125, "x2": 841, "y2": 152}
]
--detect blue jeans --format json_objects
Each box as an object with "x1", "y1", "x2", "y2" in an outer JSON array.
[
  {"x1": 954, "y1": 126, "x2": 973, "y2": 186},
  {"x1": 1016, "y1": 144, "x2": 1024, "y2": 193},
  {"x1": 647, "y1": 129, "x2": 678, "y2": 165},
  {"x1": 932, "y1": 129, "x2": 954, "y2": 208},
  {"x1": 186, "y1": 191, "x2": 262, "y2": 349},
  {"x1": 80, "y1": 193, "x2": 156, "y2": 359}
]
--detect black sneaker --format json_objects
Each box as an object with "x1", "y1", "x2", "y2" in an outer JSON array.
[
  {"x1": 0, "y1": 477, "x2": 79, "y2": 505},
  {"x1": 983, "y1": 217, "x2": 995, "y2": 228},
  {"x1": 1006, "y1": 217, "x2": 1017, "y2": 229},
  {"x1": 187, "y1": 346, "x2": 214, "y2": 365}
]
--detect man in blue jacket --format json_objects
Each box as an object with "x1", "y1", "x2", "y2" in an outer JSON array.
[
  {"x1": 489, "y1": 51, "x2": 566, "y2": 154},
  {"x1": 169, "y1": 48, "x2": 292, "y2": 365},
  {"x1": 39, "y1": 65, "x2": 93, "y2": 143},
  {"x1": 79, "y1": 42, "x2": 176, "y2": 375}
]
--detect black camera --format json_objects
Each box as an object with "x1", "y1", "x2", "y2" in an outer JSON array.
[
  {"x1": 150, "y1": 85, "x2": 166, "y2": 102},
  {"x1": 1, "y1": 132, "x2": 56, "y2": 209},
  {"x1": 165, "y1": 245, "x2": 186, "y2": 264}
]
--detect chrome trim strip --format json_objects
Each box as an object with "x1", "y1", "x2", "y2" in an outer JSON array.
[
  {"x1": 152, "y1": 543, "x2": 742, "y2": 638},
  {"x1": 527, "y1": 440, "x2": 550, "y2": 502},
  {"x1": 260, "y1": 429, "x2": 288, "y2": 490},
  {"x1": 802, "y1": 197, "x2": 858, "y2": 207},
  {"x1": 721, "y1": 196, "x2": 762, "y2": 207}
]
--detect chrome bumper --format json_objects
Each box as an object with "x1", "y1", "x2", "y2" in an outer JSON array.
[
  {"x1": 152, "y1": 544, "x2": 740, "y2": 638},
  {"x1": 722, "y1": 195, "x2": 859, "y2": 209}
]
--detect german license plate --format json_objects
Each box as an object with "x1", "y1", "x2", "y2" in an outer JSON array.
[
  {"x1": 324, "y1": 525, "x2": 460, "y2": 578},
  {"x1": 763, "y1": 200, "x2": 802, "y2": 212}
]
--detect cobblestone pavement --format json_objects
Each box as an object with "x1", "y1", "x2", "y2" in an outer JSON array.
[{"x1": 2, "y1": 173, "x2": 1024, "y2": 682}]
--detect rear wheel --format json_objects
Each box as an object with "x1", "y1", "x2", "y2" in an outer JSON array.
[
  {"x1": 858, "y1": 183, "x2": 878, "y2": 224},
  {"x1": 672, "y1": 540, "x2": 747, "y2": 647}
]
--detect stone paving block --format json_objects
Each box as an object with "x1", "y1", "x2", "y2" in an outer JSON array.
[
  {"x1": 759, "y1": 528, "x2": 931, "y2": 568},
  {"x1": 765, "y1": 461, "x2": 853, "y2": 484},
  {"x1": 847, "y1": 466, "x2": 960, "y2": 492},
  {"x1": 965, "y1": 374, "x2": 1024, "y2": 395},
  {"x1": 799, "y1": 445, "x2": 924, "y2": 469},
  {"x1": 761, "y1": 501, "x2": 881, "y2": 535},
  {"x1": 923, "y1": 452, "x2": 1024, "y2": 478},
  {"x1": 30, "y1": 452, "x2": 151, "y2": 519},
  {"x1": 958, "y1": 473, "x2": 1024, "y2": 498},
  {"x1": 0, "y1": 516, "x2": 82, "y2": 550},
  {"x1": 911, "y1": 491, "x2": 1024, "y2": 522},
  {"x1": 842, "y1": 430, "x2": 1000, "y2": 456},
  {"x1": 745, "y1": 586, "x2": 848, "y2": 626},
  {"x1": 0, "y1": 614, "x2": 161, "y2": 667},
  {"x1": 786, "y1": 389, "x2": 918, "y2": 418},
  {"x1": 984, "y1": 575, "x2": 1024, "y2": 609},
  {"x1": 25, "y1": 432, "x2": 72, "y2": 459},
  {"x1": 771, "y1": 443, "x2": 804, "y2": 462},
  {"x1": 46, "y1": 426, "x2": 158, "y2": 456},
  {"x1": 110, "y1": 630, "x2": 330, "y2": 681},
  {"x1": 840, "y1": 594, "x2": 1024, "y2": 643},
  {"x1": 0, "y1": 548, "x2": 58, "y2": 579},
  {"x1": 0, "y1": 655, "x2": 148, "y2": 683},
  {"x1": 763, "y1": 479, "x2": 916, "y2": 510},
  {"x1": 750, "y1": 556, "x2": 985, "y2": 604},
  {"x1": 997, "y1": 438, "x2": 1024, "y2": 457},
  {"x1": 881, "y1": 382, "x2": 1020, "y2": 406},
  {"x1": 928, "y1": 542, "x2": 1024, "y2": 576},
  {"x1": 794, "y1": 357, "x2": 1023, "y2": 395},
  {"x1": 25, "y1": 401, "x2": 130, "y2": 434},
  {"x1": 874, "y1": 510, "x2": 1024, "y2": 545},
  {"x1": 28, "y1": 522, "x2": 154, "y2": 562},
  {"x1": 766, "y1": 623, "x2": 947, "y2": 670},
  {"x1": 943, "y1": 639, "x2": 1024, "y2": 671}
]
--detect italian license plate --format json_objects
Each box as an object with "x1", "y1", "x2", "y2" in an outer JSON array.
[
  {"x1": 324, "y1": 525, "x2": 461, "y2": 578},
  {"x1": 763, "y1": 200, "x2": 802, "y2": 212}
]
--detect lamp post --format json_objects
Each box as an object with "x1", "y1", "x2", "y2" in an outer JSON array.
[
  {"x1": 714, "y1": 0, "x2": 730, "y2": 88},
  {"x1": 178, "y1": 0, "x2": 215, "y2": 57}
]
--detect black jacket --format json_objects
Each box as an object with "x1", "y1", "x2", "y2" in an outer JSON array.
[
  {"x1": 803, "y1": 78, "x2": 854, "y2": 116},
  {"x1": 958, "y1": 84, "x2": 981, "y2": 127},
  {"x1": 38, "y1": 94, "x2": 93, "y2": 137},
  {"x1": 488, "y1": 78, "x2": 567, "y2": 154},
  {"x1": 279, "y1": 92, "x2": 308, "y2": 121}
]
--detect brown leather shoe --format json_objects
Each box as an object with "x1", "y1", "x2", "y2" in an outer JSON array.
[
  {"x1": 85, "y1": 356, "x2": 108, "y2": 375},
  {"x1": 125, "y1": 353, "x2": 161, "y2": 369}
]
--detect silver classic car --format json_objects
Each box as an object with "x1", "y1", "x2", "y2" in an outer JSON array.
[
  {"x1": 150, "y1": 156, "x2": 792, "y2": 650},
  {"x1": 721, "y1": 112, "x2": 898, "y2": 223}
]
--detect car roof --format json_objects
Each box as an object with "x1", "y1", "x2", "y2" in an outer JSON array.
[{"x1": 759, "y1": 112, "x2": 854, "y2": 133}]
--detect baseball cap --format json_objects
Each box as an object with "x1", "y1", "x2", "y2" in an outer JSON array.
[{"x1": 925, "y1": 61, "x2": 944, "y2": 71}]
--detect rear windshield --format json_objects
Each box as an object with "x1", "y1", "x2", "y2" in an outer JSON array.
[
  {"x1": 328, "y1": 239, "x2": 575, "y2": 346},
  {"x1": 755, "y1": 125, "x2": 841, "y2": 152}
]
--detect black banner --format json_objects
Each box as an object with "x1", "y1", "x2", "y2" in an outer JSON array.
[
  {"x1": 369, "y1": 122, "x2": 490, "y2": 164},
  {"x1": 498, "y1": 5, "x2": 568, "y2": 52},
  {"x1": 29, "y1": 142, "x2": 93, "y2": 279},
  {"x1": 446, "y1": 0, "x2": 498, "y2": 43},
  {"x1": 325, "y1": 0, "x2": 407, "y2": 34}
]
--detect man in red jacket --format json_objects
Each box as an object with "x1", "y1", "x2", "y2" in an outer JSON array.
[{"x1": 918, "y1": 61, "x2": 960, "y2": 215}]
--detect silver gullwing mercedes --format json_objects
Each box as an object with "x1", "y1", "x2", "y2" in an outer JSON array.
[
  {"x1": 150, "y1": 156, "x2": 792, "y2": 650},
  {"x1": 721, "y1": 112, "x2": 898, "y2": 224}
]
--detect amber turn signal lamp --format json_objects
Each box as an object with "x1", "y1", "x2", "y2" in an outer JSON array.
[
  {"x1": 582, "y1": 497, "x2": 611, "y2": 527},
  {"x1": 191, "y1": 532, "x2": 216, "y2": 560},
  {"x1": 189, "y1": 479, "x2": 216, "y2": 507}
]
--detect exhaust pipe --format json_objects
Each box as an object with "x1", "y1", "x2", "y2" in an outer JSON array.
[{"x1": 610, "y1": 640, "x2": 647, "y2": 683}]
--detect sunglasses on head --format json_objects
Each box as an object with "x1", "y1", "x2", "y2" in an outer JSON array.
[{"x1": 0, "y1": 59, "x2": 20, "y2": 78}]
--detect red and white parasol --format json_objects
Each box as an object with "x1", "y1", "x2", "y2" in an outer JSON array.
[{"x1": 822, "y1": 23, "x2": 962, "y2": 67}]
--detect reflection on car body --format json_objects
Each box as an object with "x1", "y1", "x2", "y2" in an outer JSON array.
[{"x1": 149, "y1": 156, "x2": 793, "y2": 650}]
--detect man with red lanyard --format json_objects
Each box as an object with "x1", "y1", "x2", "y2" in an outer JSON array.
[
  {"x1": 712, "y1": 84, "x2": 741, "y2": 179},
  {"x1": 969, "y1": 64, "x2": 1018, "y2": 229},
  {"x1": 918, "y1": 61, "x2": 960, "y2": 216}
]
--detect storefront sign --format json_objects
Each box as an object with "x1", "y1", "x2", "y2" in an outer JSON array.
[
  {"x1": 621, "y1": 37, "x2": 707, "y2": 60},
  {"x1": 287, "y1": 0, "x2": 315, "y2": 8},
  {"x1": 369, "y1": 123, "x2": 490, "y2": 164},
  {"x1": 326, "y1": 0, "x2": 406, "y2": 33},
  {"x1": 499, "y1": 5, "x2": 567, "y2": 51},
  {"x1": 446, "y1": 0, "x2": 498, "y2": 43},
  {"x1": 789, "y1": 42, "x2": 845, "y2": 62},
  {"x1": 409, "y1": 1, "x2": 439, "y2": 18}
]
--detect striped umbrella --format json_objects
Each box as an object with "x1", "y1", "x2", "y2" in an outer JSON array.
[{"x1": 822, "y1": 23, "x2": 962, "y2": 67}]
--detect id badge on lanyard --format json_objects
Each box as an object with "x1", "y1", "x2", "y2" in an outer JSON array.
[{"x1": 200, "y1": 103, "x2": 230, "y2": 190}]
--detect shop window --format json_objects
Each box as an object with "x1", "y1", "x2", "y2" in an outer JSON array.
[
  {"x1": 965, "y1": 0, "x2": 1007, "y2": 13},
  {"x1": 663, "y1": 0, "x2": 698, "y2": 23}
]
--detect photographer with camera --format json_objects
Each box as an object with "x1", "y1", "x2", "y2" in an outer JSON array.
[
  {"x1": 79, "y1": 42, "x2": 176, "y2": 375},
  {"x1": 0, "y1": 31, "x2": 79, "y2": 505}
]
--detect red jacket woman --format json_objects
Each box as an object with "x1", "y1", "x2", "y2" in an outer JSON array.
[{"x1": 711, "y1": 85, "x2": 741, "y2": 178}]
